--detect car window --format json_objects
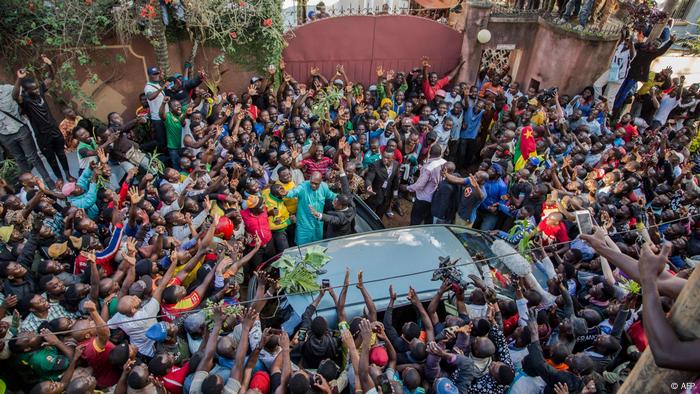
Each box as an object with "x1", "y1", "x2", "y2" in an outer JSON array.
[{"x1": 449, "y1": 226, "x2": 516, "y2": 297}]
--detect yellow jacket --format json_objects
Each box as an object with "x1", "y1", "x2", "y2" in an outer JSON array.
[{"x1": 262, "y1": 189, "x2": 291, "y2": 231}]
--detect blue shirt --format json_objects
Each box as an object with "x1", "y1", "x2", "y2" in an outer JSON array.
[
  {"x1": 480, "y1": 178, "x2": 508, "y2": 209},
  {"x1": 459, "y1": 104, "x2": 484, "y2": 140}
]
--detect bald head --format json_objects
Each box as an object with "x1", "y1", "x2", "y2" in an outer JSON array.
[
  {"x1": 475, "y1": 171, "x2": 489, "y2": 184},
  {"x1": 310, "y1": 172, "x2": 323, "y2": 191},
  {"x1": 117, "y1": 295, "x2": 140, "y2": 316}
]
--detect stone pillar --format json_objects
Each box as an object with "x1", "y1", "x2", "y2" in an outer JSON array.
[{"x1": 458, "y1": 1, "x2": 493, "y2": 84}]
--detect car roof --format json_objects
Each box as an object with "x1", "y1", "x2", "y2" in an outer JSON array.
[{"x1": 283, "y1": 225, "x2": 486, "y2": 326}]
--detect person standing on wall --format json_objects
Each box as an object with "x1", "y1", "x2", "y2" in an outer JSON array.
[
  {"x1": 12, "y1": 55, "x2": 72, "y2": 182},
  {"x1": 0, "y1": 84, "x2": 53, "y2": 187},
  {"x1": 144, "y1": 66, "x2": 168, "y2": 151}
]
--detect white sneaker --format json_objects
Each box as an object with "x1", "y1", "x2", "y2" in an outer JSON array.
[
  {"x1": 386, "y1": 211, "x2": 395, "y2": 218},
  {"x1": 573, "y1": 25, "x2": 584, "y2": 31}
]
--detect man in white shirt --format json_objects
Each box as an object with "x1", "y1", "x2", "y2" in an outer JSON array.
[
  {"x1": 594, "y1": 34, "x2": 636, "y2": 107},
  {"x1": 108, "y1": 258, "x2": 177, "y2": 358},
  {"x1": 144, "y1": 66, "x2": 168, "y2": 150}
]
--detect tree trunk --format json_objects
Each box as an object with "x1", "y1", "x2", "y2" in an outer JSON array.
[
  {"x1": 618, "y1": 267, "x2": 700, "y2": 394},
  {"x1": 150, "y1": 5, "x2": 170, "y2": 76}
]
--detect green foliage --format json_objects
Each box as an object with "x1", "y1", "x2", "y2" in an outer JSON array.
[
  {"x1": 203, "y1": 299, "x2": 243, "y2": 329},
  {"x1": 273, "y1": 246, "x2": 332, "y2": 293},
  {"x1": 182, "y1": 0, "x2": 285, "y2": 71},
  {"x1": 619, "y1": 278, "x2": 641, "y2": 295},
  {"x1": 311, "y1": 87, "x2": 346, "y2": 121},
  {"x1": 0, "y1": 160, "x2": 19, "y2": 184},
  {"x1": 0, "y1": 0, "x2": 114, "y2": 110},
  {"x1": 146, "y1": 149, "x2": 166, "y2": 175}
]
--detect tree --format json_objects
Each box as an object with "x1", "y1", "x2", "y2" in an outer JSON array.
[{"x1": 0, "y1": 0, "x2": 114, "y2": 110}]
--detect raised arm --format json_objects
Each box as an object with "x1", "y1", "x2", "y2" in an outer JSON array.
[
  {"x1": 229, "y1": 308, "x2": 258, "y2": 387},
  {"x1": 408, "y1": 286, "x2": 434, "y2": 342},
  {"x1": 638, "y1": 243, "x2": 700, "y2": 370},
  {"x1": 356, "y1": 271, "x2": 377, "y2": 322}
]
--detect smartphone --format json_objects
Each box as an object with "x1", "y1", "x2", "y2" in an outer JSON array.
[
  {"x1": 321, "y1": 279, "x2": 330, "y2": 288},
  {"x1": 575, "y1": 210, "x2": 594, "y2": 235}
]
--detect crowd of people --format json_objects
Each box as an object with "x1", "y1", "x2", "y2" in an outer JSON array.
[{"x1": 0, "y1": 24, "x2": 698, "y2": 393}]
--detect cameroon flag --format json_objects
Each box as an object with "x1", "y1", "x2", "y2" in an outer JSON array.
[{"x1": 513, "y1": 125, "x2": 537, "y2": 171}]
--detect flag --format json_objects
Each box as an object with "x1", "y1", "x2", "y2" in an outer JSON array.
[{"x1": 513, "y1": 125, "x2": 536, "y2": 171}]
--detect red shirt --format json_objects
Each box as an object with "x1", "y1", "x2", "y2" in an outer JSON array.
[
  {"x1": 538, "y1": 220, "x2": 569, "y2": 245},
  {"x1": 161, "y1": 277, "x2": 203, "y2": 322},
  {"x1": 301, "y1": 157, "x2": 334, "y2": 179},
  {"x1": 380, "y1": 146, "x2": 403, "y2": 164},
  {"x1": 241, "y1": 208, "x2": 272, "y2": 247},
  {"x1": 81, "y1": 338, "x2": 120, "y2": 388},
  {"x1": 422, "y1": 76, "x2": 450, "y2": 102},
  {"x1": 616, "y1": 123, "x2": 638, "y2": 142},
  {"x1": 158, "y1": 362, "x2": 190, "y2": 394}
]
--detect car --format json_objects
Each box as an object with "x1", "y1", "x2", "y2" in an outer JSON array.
[
  {"x1": 349, "y1": 193, "x2": 385, "y2": 233},
  {"x1": 252, "y1": 224, "x2": 522, "y2": 329}
]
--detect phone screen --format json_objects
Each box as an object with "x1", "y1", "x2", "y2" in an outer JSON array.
[{"x1": 575, "y1": 210, "x2": 593, "y2": 235}]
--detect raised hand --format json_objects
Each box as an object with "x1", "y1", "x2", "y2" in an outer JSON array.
[
  {"x1": 128, "y1": 186, "x2": 142, "y2": 205},
  {"x1": 389, "y1": 284, "x2": 397, "y2": 302},
  {"x1": 16, "y1": 69, "x2": 27, "y2": 79},
  {"x1": 376, "y1": 65, "x2": 384, "y2": 78},
  {"x1": 247, "y1": 84, "x2": 258, "y2": 96},
  {"x1": 639, "y1": 242, "x2": 672, "y2": 281},
  {"x1": 356, "y1": 271, "x2": 364, "y2": 289},
  {"x1": 421, "y1": 56, "x2": 431, "y2": 68},
  {"x1": 407, "y1": 286, "x2": 419, "y2": 305},
  {"x1": 310, "y1": 66, "x2": 320, "y2": 76},
  {"x1": 240, "y1": 307, "x2": 258, "y2": 329},
  {"x1": 83, "y1": 300, "x2": 97, "y2": 314},
  {"x1": 40, "y1": 54, "x2": 52, "y2": 66}
]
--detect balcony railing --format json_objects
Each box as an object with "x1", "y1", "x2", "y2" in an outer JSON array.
[
  {"x1": 283, "y1": 3, "x2": 455, "y2": 29},
  {"x1": 490, "y1": 1, "x2": 624, "y2": 38}
]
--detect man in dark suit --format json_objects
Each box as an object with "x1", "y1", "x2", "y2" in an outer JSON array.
[
  {"x1": 309, "y1": 157, "x2": 355, "y2": 238},
  {"x1": 364, "y1": 149, "x2": 400, "y2": 218}
]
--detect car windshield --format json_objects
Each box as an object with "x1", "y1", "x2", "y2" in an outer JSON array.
[{"x1": 448, "y1": 226, "x2": 516, "y2": 297}]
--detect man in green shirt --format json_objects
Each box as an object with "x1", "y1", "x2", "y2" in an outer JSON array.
[
  {"x1": 12, "y1": 330, "x2": 71, "y2": 385},
  {"x1": 159, "y1": 96, "x2": 187, "y2": 170}
]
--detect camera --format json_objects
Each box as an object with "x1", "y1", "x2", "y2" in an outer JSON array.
[{"x1": 538, "y1": 87, "x2": 558, "y2": 103}]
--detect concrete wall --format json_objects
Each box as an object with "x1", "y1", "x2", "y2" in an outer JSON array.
[{"x1": 458, "y1": 2, "x2": 619, "y2": 95}]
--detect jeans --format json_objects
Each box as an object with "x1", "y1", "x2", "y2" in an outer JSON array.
[
  {"x1": 0, "y1": 125, "x2": 52, "y2": 183},
  {"x1": 152, "y1": 119, "x2": 167, "y2": 150},
  {"x1": 564, "y1": 0, "x2": 593, "y2": 25},
  {"x1": 410, "y1": 199, "x2": 433, "y2": 225},
  {"x1": 168, "y1": 148, "x2": 181, "y2": 170},
  {"x1": 36, "y1": 128, "x2": 70, "y2": 180},
  {"x1": 613, "y1": 77, "x2": 638, "y2": 112},
  {"x1": 457, "y1": 138, "x2": 478, "y2": 171},
  {"x1": 478, "y1": 210, "x2": 500, "y2": 231},
  {"x1": 578, "y1": 0, "x2": 595, "y2": 26}
]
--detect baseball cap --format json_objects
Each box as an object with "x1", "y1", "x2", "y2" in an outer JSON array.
[
  {"x1": 434, "y1": 378, "x2": 458, "y2": 394},
  {"x1": 146, "y1": 322, "x2": 168, "y2": 342},
  {"x1": 147, "y1": 66, "x2": 160, "y2": 76},
  {"x1": 249, "y1": 371, "x2": 270, "y2": 394},
  {"x1": 251, "y1": 76, "x2": 262, "y2": 83},
  {"x1": 369, "y1": 345, "x2": 389, "y2": 367},
  {"x1": 436, "y1": 89, "x2": 447, "y2": 98}
]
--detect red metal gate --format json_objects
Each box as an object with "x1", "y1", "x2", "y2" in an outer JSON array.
[{"x1": 283, "y1": 15, "x2": 464, "y2": 86}]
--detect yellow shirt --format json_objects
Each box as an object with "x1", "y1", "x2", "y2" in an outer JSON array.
[
  {"x1": 531, "y1": 110, "x2": 546, "y2": 127},
  {"x1": 279, "y1": 181, "x2": 298, "y2": 214},
  {"x1": 262, "y1": 189, "x2": 290, "y2": 231},
  {"x1": 637, "y1": 72, "x2": 663, "y2": 95}
]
